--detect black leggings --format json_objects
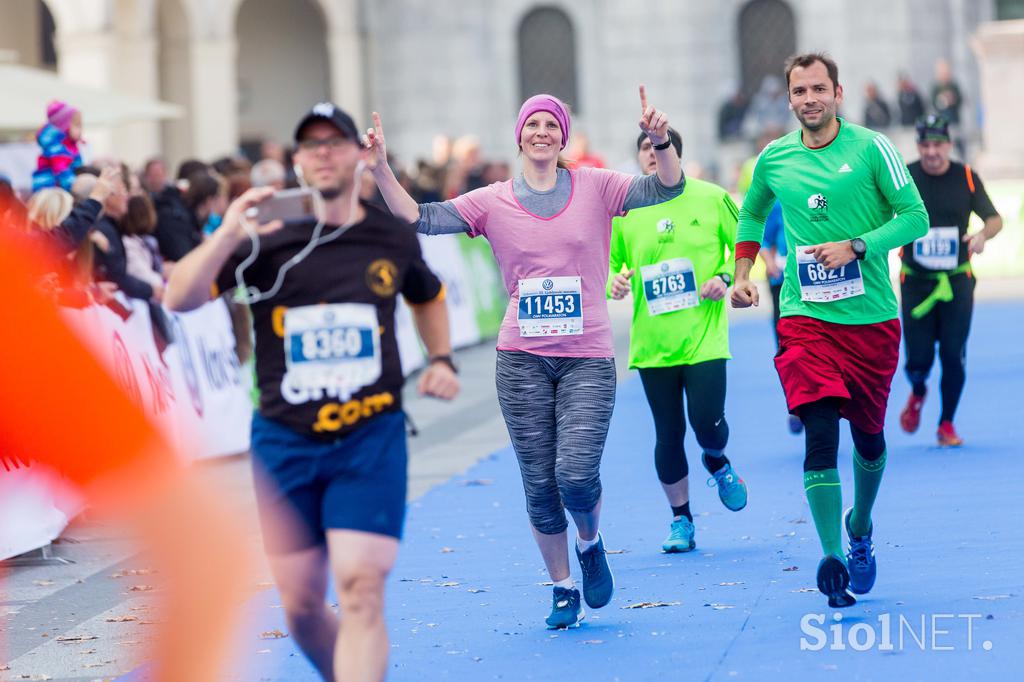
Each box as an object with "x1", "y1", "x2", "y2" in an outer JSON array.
[
  {"x1": 901, "y1": 273, "x2": 975, "y2": 422},
  {"x1": 638, "y1": 359, "x2": 729, "y2": 485},
  {"x1": 800, "y1": 398, "x2": 886, "y2": 471}
]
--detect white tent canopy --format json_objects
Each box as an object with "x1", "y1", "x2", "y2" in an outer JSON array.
[{"x1": 0, "y1": 62, "x2": 182, "y2": 132}]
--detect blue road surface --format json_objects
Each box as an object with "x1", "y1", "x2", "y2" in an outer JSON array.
[{"x1": 132, "y1": 301, "x2": 1024, "y2": 681}]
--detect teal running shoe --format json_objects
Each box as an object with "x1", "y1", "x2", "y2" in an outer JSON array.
[
  {"x1": 662, "y1": 517, "x2": 696, "y2": 553},
  {"x1": 704, "y1": 456, "x2": 748, "y2": 512},
  {"x1": 816, "y1": 554, "x2": 856, "y2": 608},
  {"x1": 545, "y1": 586, "x2": 584, "y2": 629},
  {"x1": 576, "y1": 533, "x2": 614, "y2": 609},
  {"x1": 844, "y1": 507, "x2": 877, "y2": 595}
]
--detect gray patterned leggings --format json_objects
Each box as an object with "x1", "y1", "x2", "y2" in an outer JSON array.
[{"x1": 495, "y1": 351, "x2": 617, "y2": 535}]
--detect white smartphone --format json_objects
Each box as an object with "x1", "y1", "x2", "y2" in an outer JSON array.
[{"x1": 247, "y1": 187, "x2": 316, "y2": 224}]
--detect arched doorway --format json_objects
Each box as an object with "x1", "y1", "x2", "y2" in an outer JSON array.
[
  {"x1": 0, "y1": 0, "x2": 58, "y2": 70},
  {"x1": 517, "y1": 6, "x2": 580, "y2": 111},
  {"x1": 738, "y1": 0, "x2": 796, "y2": 98},
  {"x1": 235, "y1": 0, "x2": 331, "y2": 155},
  {"x1": 157, "y1": 0, "x2": 194, "y2": 169}
]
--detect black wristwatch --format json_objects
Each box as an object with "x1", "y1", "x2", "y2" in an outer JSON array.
[
  {"x1": 716, "y1": 273, "x2": 733, "y2": 287},
  {"x1": 429, "y1": 354, "x2": 458, "y2": 374},
  {"x1": 651, "y1": 138, "x2": 672, "y2": 151},
  {"x1": 850, "y1": 238, "x2": 867, "y2": 260}
]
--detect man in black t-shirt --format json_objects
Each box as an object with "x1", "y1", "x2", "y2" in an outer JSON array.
[
  {"x1": 899, "y1": 115, "x2": 1003, "y2": 447},
  {"x1": 165, "y1": 103, "x2": 458, "y2": 681}
]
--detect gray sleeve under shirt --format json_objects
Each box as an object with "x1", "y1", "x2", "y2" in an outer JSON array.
[
  {"x1": 414, "y1": 167, "x2": 683, "y2": 233},
  {"x1": 622, "y1": 172, "x2": 686, "y2": 212},
  {"x1": 414, "y1": 170, "x2": 573, "y2": 234}
]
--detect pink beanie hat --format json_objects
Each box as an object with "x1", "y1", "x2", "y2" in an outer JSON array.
[
  {"x1": 514, "y1": 94, "x2": 571, "y2": 150},
  {"x1": 47, "y1": 100, "x2": 79, "y2": 133}
]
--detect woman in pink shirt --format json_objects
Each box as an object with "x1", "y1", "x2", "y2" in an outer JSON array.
[{"x1": 368, "y1": 89, "x2": 684, "y2": 629}]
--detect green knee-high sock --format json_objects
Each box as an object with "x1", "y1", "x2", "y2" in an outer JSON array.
[
  {"x1": 804, "y1": 469, "x2": 843, "y2": 558},
  {"x1": 850, "y1": 449, "x2": 887, "y2": 537}
]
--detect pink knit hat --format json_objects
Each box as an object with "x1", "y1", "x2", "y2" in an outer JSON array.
[
  {"x1": 514, "y1": 94, "x2": 571, "y2": 150},
  {"x1": 46, "y1": 100, "x2": 79, "y2": 133}
]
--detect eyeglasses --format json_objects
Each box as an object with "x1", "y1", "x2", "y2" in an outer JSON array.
[{"x1": 297, "y1": 136, "x2": 349, "y2": 152}]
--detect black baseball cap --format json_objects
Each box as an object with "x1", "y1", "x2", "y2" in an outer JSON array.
[
  {"x1": 636, "y1": 127, "x2": 683, "y2": 158},
  {"x1": 916, "y1": 114, "x2": 951, "y2": 143},
  {"x1": 294, "y1": 102, "x2": 359, "y2": 142}
]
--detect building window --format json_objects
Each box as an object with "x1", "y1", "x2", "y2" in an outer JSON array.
[
  {"x1": 738, "y1": 0, "x2": 796, "y2": 98},
  {"x1": 39, "y1": 0, "x2": 57, "y2": 69},
  {"x1": 517, "y1": 6, "x2": 579, "y2": 112},
  {"x1": 996, "y1": 0, "x2": 1024, "y2": 20}
]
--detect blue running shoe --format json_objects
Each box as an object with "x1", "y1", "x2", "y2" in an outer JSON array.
[
  {"x1": 576, "y1": 533, "x2": 614, "y2": 609},
  {"x1": 816, "y1": 554, "x2": 856, "y2": 608},
  {"x1": 788, "y1": 414, "x2": 804, "y2": 434},
  {"x1": 545, "y1": 586, "x2": 585, "y2": 629},
  {"x1": 662, "y1": 517, "x2": 696, "y2": 553},
  {"x1": 704, "y1": 456, "x2": 748, "y2": 512},
  {"x1": 844, "y1": 507, "x2": 877, "y2": 595}
]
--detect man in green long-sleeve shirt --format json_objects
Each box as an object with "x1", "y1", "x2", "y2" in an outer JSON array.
[{"x1": 730, "y1": 53, "x2": 928, "y2": 609}]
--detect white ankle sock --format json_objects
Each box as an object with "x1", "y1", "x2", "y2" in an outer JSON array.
[
  {"x1": 553, "y1": 577, "x2": 574, "y2": 589},
  {"x1": 576, "y1": 532, "x2": 600, "y2": 553}
]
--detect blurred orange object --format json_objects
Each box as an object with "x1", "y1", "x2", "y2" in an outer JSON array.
[{"x1": 0, "y1": 227, "x2": 251, "y2": 680}]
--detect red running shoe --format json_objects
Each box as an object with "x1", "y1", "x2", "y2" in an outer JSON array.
[
  {"x1": 937, "y1": 421, "x2": 963, "y2": 447},
  {"x1": 899, "y1": 392, "x2": 926, "y2": 434}
]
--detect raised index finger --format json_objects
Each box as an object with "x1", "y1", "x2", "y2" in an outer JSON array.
[
  {"x1": 372, "y1": 111, "x2": 384, "y2": 137},
  {"x1": 639, "y1": 85, "x2": 648, "y2": 113}
]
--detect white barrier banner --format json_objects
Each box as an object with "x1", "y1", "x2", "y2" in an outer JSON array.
[
  {"x1": 0, "y1": 297, "x2": 252, "y2": 561},
  {"x1": 417, "y1": 234, "x2": 482, "y2": 349},
  {"x1": 168, "y1": 300, "x2": 253, "y2": 459}
]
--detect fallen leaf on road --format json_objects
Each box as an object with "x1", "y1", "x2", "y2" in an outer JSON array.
[
  {"x1": 792, "y1": 588, "x2": 818, "y2": 593},
  {"x1": 259, "y1": 630, "x2": 288, "y2": 639},
  {"x1": 605, "y1": 550, "x2": 628, "y2": 555},
  {"x1": 56, "y1": 634, "x2": 99, "y2": 643},
  {"x1": 581, "y1": 639, "x2": 604, "y2": 644},
  {"x1": 622, "y1": 602, "x2": 680, "y2": 609},
  {"x1": 105, "y1": 616, "x2": 138, "y2": 623},
  {"x1": 110, "y1": 569, "x2": 155, "y2": 579},
  {"x1": 718, "y1": 582, "x2": 744, "y2": 586},
  {"x1": 704, "y1": 603, "x2": 734, "y2": 610},
  {"x1": 973, "y1": 594, "x2": 1013, "y2": 601},
  {"x1": 128, "y1": 585, "x2": 154, "y2": 592},
  {"x1": 783, "y1": 566, "x2": 800, "y2": 572},
  {"x1": 467, "y1": 588, "x2": 487, "y2": 593},
  {"x1": 440, "y1": 547, "x2": 455, "y2": 553},
  {"x1": 32, "y1": 580, "x2": 54, "y2": 587},
  {"x1": 437, "y1": 581, "x2": 460, "y2": 588},
  {"x1": 256, "y1": 649, "x2": 271, "y2": 654}
]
